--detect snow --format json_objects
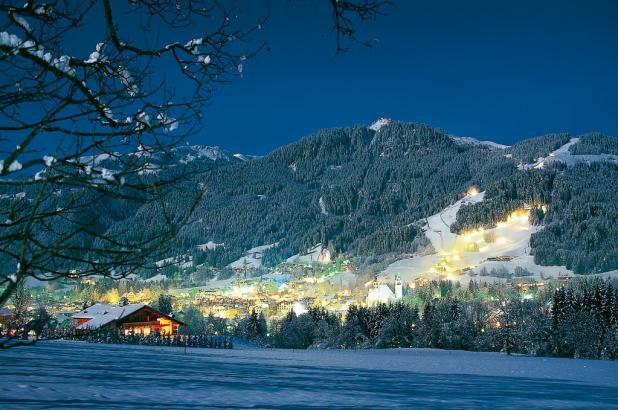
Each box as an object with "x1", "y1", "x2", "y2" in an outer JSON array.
[
  {"x1": 318, "y1": 196, "x2": 328, "y2": 215},
  {"x1": 78, "y1": 153, "x2": 112, "y2": 165},
  {"x1": 191, "y1": 146, "x2": 226, "y2": 161},
  {"x1": 286, "y1": 244, "x2": 331, "y2": 264},
  {"x1": 0, "y1": 32, "x2": 21, "y2": 47},
  {"x1": 84, "y1": 43, "x2": 105, "y2": 64},
  {"x1": 0, "y1": 160, "x2": 23, "y2": 172},
  {"x1": 231, "y1": 153, "x2": 260, "y2": 162},
  {"x1": 0, "y1": 342, "x2": 617, "y2": 409},
  {"x1": 451, "y1": 135, "x2": 509, "y2": 149},
  {"x1": 366, "y1": 283, "x2": 398, "y2": 306},
  {"x1": 518, "y1": 137, "x2": 618, "y2": 170},
  {"x1": 382, "y1": 191, "x2": 575, "y2": 283},
  {"x1": 14, "y1": 15, "x2": 31, "y2": 32},
  {"x1": 196, "y1": 241, "x2": 224, "y2": 251},
  {"x1": 155, "y1": 255, "x2": 190, "y2": 268},
  {"x1": 99, "y1": 168, "x2": 116, "y2": 182},
  {"x1": 72, "y1": 303, "x2": 146, "y2": 330},
  {"x1": 34, "y1": 6, "x2": 48, "y2": 15},
  {"x1": 43, "y1": 155, "x2": 55, "y2": 167},
  {"x1": 144, "y1": 273, "x2": 167, "y2": 283},
  {"x1": 137, "y1": 162, "x2": 159, "y2": 175},
  {"x1": 228, "y1": 243, "x2": 278, "y2": 269},
  {"x1": 369, "y1": 117, "x2": 392, "y2": 132}
]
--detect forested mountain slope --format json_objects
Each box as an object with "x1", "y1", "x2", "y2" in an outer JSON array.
[
  {"x1": 110, "y1": 120, "x2": 618, "y2": 275},
  {"x1": 4, "y1": 120, "x2": 617, "y2": 276}
]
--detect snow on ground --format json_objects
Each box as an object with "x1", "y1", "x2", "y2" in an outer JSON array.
[
  {"x1": 196, "y1": 241, "x2": 224, "y2": 251},
  {"x1": 0, "y1": 341, "x2": 617, "y2": 409},
  {"x1": 143, "y1": 273, "x2": 167, "y2": 283},
  {"x1": 155, "y1": 255, "x2": 191, "y2": 268},
  {"x1": 232, "y1": 153, "x2": 262, "y2": 161},
  {"x1": 286, "y1": 244, "x2": 331, "y2": 264},
  {"x1": 450, "y1": 135, "x2": 509, "y2": 150},
  {"x1": 382, "y1": 191, "x2": 574, "y2": 283},
  {"x1": 318, "y1": 196, "x2": 328, "y2": 215},
  {"x1": 368, "y1": 117, "x2": 391, "y2": 132},
  {"x1": 228, "y1": 243, "x2": 278, "y2": 269},
  {"x1": 518, "y1": 137, "x2": 618, "y2": 170}
]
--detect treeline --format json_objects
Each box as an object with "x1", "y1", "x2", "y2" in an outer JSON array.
[
  {"x1": 531, "y1": 162, "x2": 618, "y2": 273},
  {"x1": 506, "y1": 133, "x2": 571, "y2": 163},
  {"x1": 255, "y1": 279, "x2": 618, "y2": 360},
  {"x1": 569, "y1": 133, "x2": 618, "y2": 156},
  {"x1": 451, "y1": 169, "x2": 555, "y2": 233}
]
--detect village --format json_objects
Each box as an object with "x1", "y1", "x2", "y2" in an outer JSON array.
[{"x1": 0, "y1": 249, "x2": 557, "y2": 343}]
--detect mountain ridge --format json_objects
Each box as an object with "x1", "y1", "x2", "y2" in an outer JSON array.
[{"x1": 3, "y1": 120, "x2": 618, "y2": 280}]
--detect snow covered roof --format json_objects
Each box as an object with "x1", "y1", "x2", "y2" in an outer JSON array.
[
  {"x1": 0, "y1": 308, "x2": 14, "y2": 316},
  {"x1": 367, "y1": 283, "x2": 397, "y2": 306},
  {"x1": 73, "y1": 303, "x2": 146, "y2": 330}
]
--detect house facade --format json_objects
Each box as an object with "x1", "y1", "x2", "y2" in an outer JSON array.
[{"x1": 72, "y1": 303, "x2": 184, "y2": 336}]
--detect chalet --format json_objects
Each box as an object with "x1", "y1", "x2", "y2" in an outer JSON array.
[
  {"x1": 71, "y1": 303, "x2": 184, "y2": 336},
  {"x1": 0, "y1": 308, "x2": 14, "y2": 328}
]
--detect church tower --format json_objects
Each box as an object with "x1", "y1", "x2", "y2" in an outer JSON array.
[{"x1": 395, "y1": 274, "x2": 403, "y2": 299}]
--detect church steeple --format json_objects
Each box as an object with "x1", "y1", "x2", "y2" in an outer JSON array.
[{"x1": 395, "y1": 274, "x2": 403, "y2": 299}]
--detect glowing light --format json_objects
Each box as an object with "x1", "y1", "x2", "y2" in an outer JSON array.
[
  {"x1": 466, "y1": 186, "x2": 480, "y2": 196},
  {"x1": 292, "y1": 302, "x2": 307, "y2": 315}
]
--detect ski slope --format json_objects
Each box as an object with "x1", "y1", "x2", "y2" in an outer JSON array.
[
  {"x1": 382, "y1": 191, "x2": 574, "y2": 283},
  {"x1": 227, "y1": 243, "x2": 278, "y2": 269},
  {"x1": 518, "y1": 137, "x2": 618, "y2": 170}
]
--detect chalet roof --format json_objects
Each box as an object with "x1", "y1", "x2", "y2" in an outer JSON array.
[
  {"x1": 73, "y1": 303, "x2": 146, "y2": 330},
  {"x1": 0, "y1": 308, "x2": 14, "y2": 316}
]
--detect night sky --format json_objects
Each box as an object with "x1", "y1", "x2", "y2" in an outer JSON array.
[{"x1": 196, "y1": 0, "x2": 618, "y2": 154}]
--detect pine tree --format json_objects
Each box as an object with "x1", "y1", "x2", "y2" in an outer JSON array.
[
  {"x1": 552, "y1": 288, "x2": 566, "y2": 329},
  {"x1": 602, "y1": 283, "x2": 617, "y2": 326}
]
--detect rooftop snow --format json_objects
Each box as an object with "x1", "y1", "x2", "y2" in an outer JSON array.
[{"x1": 73, "y1": 303, "x2": 146, "y2": 330}]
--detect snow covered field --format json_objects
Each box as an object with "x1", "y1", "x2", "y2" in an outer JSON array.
[{"x1": 1, "y1": 341, "x2": 617, "y2": 409}]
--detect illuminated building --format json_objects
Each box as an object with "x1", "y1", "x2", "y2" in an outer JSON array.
[
  {"x1": 366, "y1": 275, "x2": 403, "y2": 306},
  {"x1": 72, "y1": 303, "x2": 184, "y2": 336},
  {"x1": 0, "y1": 308, "x2": 14, "y2": 329}
]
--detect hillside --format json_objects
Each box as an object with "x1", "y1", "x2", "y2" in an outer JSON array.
[
  {"x1": 3, "y1": 120, "x2": 618, "y2": 279},
  {"x1": 108, "y1": 120, "x2": 618, "y2": 277}
]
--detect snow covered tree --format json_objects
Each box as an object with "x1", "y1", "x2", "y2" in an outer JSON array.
[
  {"x1": 0, "y1": 0, "x2": 389, "y2": 311},
  {"x1": 181, "y1": 306, "x2": 205, "y2": 335},
  {"x1": 0, "y1": 0, "x2": 258, "y2": 308}
]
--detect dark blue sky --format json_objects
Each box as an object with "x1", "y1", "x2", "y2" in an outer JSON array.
[{"x1": 196, "y1": 0, "x2": 618, "y2": 154}]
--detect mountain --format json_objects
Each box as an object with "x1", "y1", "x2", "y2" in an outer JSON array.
[
  {"x1": 3, "y1": 120, "x2": 618, "y2": 279},
  {"x1": 109, "y1": 120, "x2": 618, "y2": 276}
]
